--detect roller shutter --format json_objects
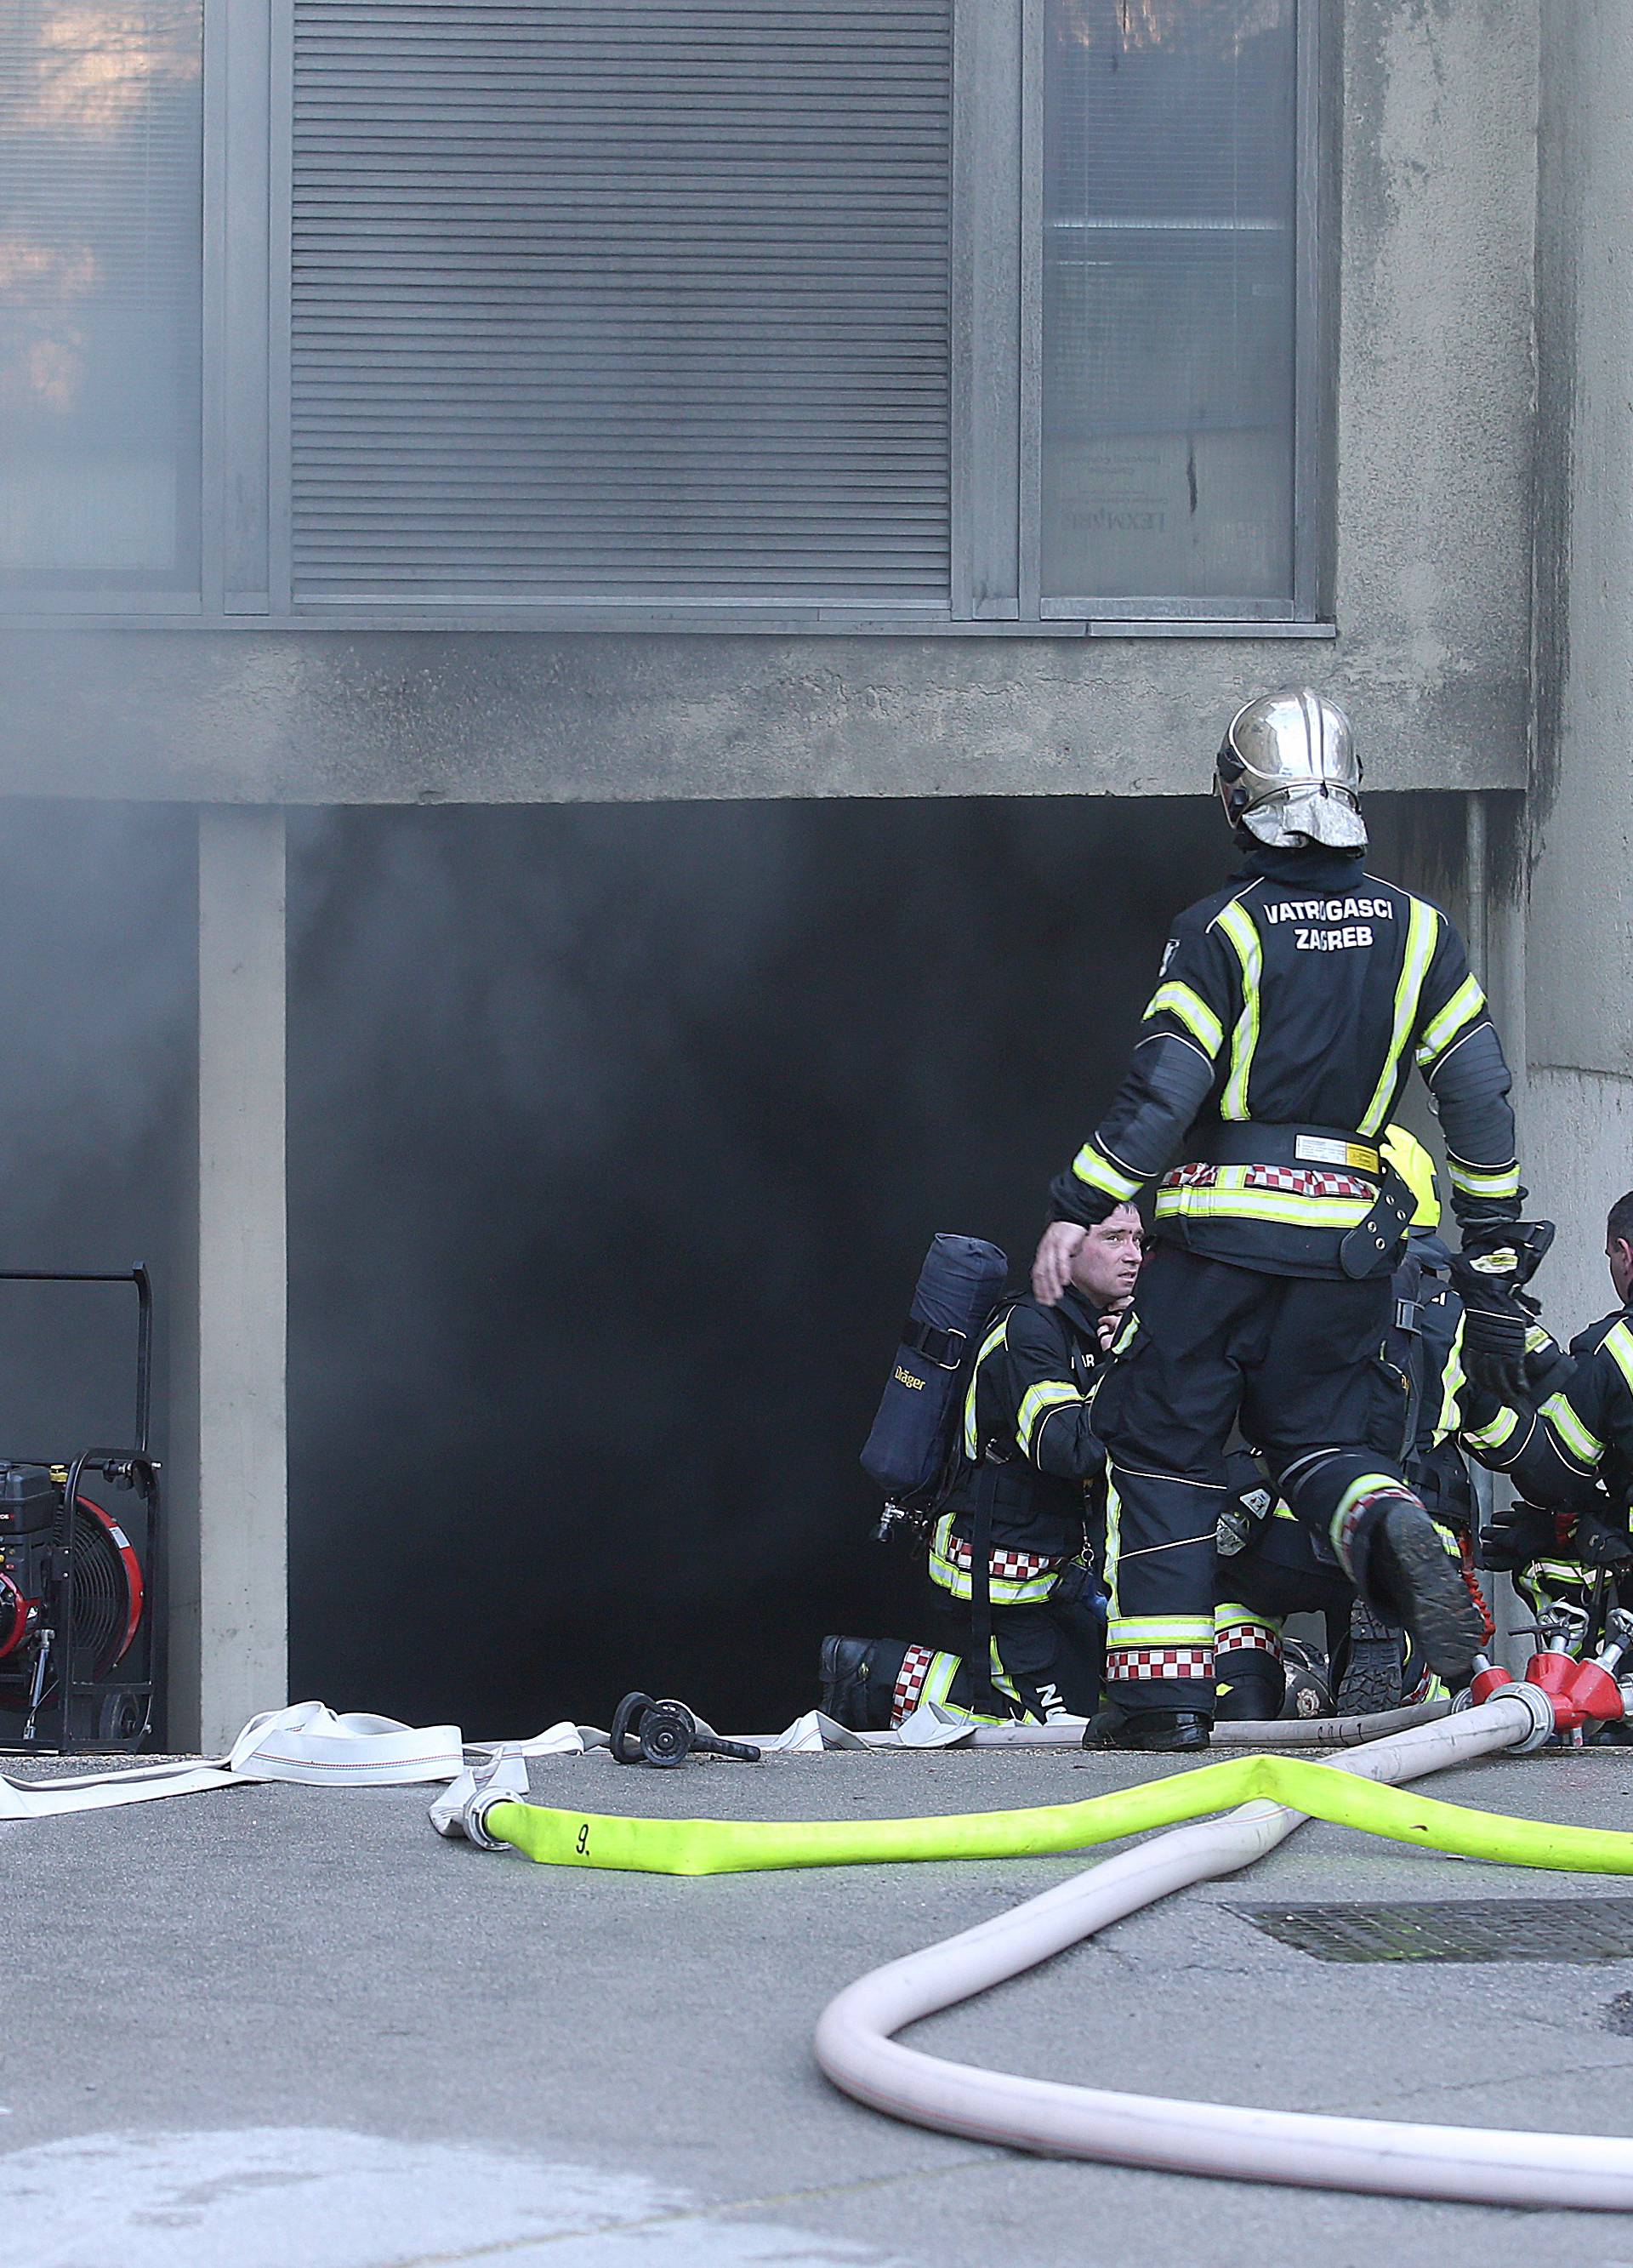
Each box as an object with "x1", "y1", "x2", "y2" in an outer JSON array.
[{"x1": 290, "y1": 0, "x2": 953, "y2": 607}]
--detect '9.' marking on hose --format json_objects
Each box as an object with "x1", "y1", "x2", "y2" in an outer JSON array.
[{"x1": 576, "y1": 1823, "x2": 590, "y2": 1855}]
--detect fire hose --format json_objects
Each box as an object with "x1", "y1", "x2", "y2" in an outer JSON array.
[{"x1": 468, "y1": 1639, "x2": 1633, "y2": 2212}]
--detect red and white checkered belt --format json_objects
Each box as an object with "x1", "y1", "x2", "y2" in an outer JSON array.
[
  {"x1": 944, "y1": 1530, "x2": 1066, "y2": 1584},
  {"x1": 1215, "y1": 1620, "x2": 1283, "y2": 1661},
  {"x1": 1161, "y1": 1162, "x2": 1376, "y2": 1201},
  {"x1": 1106, "y1": 1644, "x2": 1215, "y2": 1683}
]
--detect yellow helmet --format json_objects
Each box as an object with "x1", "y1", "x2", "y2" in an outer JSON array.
[{"x1": 1382, "y1": 1124, "x2": 1441, "y2": 1230}]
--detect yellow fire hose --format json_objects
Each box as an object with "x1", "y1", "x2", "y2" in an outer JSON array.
[{"x1": 480, "y1": 1745, "x2": 1633, "y2": 1877}]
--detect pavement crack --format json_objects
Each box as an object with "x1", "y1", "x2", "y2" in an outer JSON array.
[
  {"x1": 1360, "y1": 2053, "x2": 1633, "y2": 2111},
  {"x1": 380, "y1": 2154, "x2": 990, "y2": 2265}
]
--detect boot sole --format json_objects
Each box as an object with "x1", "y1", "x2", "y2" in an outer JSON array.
[
  {"x1": 1084, "y1": 1715, "x2": 1211, "y2": 1753},
  {"x1": 1333, "y1": 1600, "x2": 1404, "y2": 1716},
  {"x1": 1375, "y1": 1507, "x2": 1483, "y2": 1682}
]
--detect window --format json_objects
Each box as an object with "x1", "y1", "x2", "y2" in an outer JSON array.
[
  {"x1": 288, "y1": 1, "x2": 953, "y2": 610},
  {"x1": 0, "y1": 0, "x2": 1321, "y2": 628},
  {"x1": 0, "y1": 0, "x2": 203, "y2": 598},
  {"x1": 1038, "y1": 0, "x2": 1306, "y2": 615}
]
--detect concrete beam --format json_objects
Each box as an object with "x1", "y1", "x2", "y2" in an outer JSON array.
[{"x1": 168, "y1": 807, "x2": 287, "y2": 1750}]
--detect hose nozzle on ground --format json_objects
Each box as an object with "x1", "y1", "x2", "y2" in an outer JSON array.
[{"x1": 609, "y1": 1693, "x2": 761, "y2": 1768}]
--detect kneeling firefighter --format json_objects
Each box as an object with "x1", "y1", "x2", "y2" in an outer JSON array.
[
  {"x1": 1034, "y1": 688, "x2": 1544, "y2": 1752},
  {"x1": 1214, "y1": 1126, "x2": 1489, "y2": 1718},
  {"x1": 1475, "y1": 1187, "x2": 1633, "y2": 1638},
  {"x1": 822, "y1": 1207, "x2": 1142, "y2": 1729}
]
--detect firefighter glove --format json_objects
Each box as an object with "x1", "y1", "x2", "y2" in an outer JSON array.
[{"x1": 1478, "y1": 1499, "x2": 1557, "y2": 1573}]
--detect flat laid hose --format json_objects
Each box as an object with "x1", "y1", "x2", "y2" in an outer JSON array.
[
  {"x1": 481, "y1": 1739, "x2": 1626, "y2": 1881},
  {"x1": 481, "y1": 1691, "x2": 1633, "y2": 2209}
]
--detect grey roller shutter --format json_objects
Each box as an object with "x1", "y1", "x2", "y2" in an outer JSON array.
[{"x1": 290, "y1": 0, "x2": 952, "y2": 608}]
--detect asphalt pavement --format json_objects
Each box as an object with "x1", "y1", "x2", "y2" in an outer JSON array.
[{"x1": 11, "y1": 1739, "x2": 1633, "y2": 2266}]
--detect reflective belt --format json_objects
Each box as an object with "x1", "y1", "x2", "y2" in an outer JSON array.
[
  {"x1": 927, "y1": 1512, "x2": 1064, "y2": 1605},
  {"x1": 1155, "y1": 1161, "x2": 1375, "y2": 1232}
]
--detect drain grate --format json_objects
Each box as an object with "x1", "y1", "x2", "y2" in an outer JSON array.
[{"x1": 1232, "y1": 1897, "x2": 1633, "y2": 1964}]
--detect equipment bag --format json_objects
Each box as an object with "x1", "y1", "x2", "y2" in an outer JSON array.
[{"x1": 861, "y1": 1234, "x2": 1009, "y2": 1513}]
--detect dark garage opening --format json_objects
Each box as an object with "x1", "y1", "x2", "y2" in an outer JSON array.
[
  {"x1": 0, "y1": 792, "x2": 1471, "y2": 1743},
  {"x1": 286, "y1": 795, "x2": 1227, "y2": 1735}
]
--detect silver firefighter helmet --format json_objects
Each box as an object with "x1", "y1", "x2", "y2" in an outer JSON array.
[{"x1": 1215, "y1": 687, "x2": 1366, "y2": 850}]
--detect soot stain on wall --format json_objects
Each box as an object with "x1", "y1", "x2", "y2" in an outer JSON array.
[{"x1": 287, "y1": 795, "x2": 1224, "y2": 1733}]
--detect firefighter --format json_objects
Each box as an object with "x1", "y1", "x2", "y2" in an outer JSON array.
[
  {"x1": 1474, "y1": 1188, "x2": 1633, "y2": 1617},
  {"x1": 819, "y1": 1205, "x2": 1141, "y2": 1729},
  {"x1": 1213, "y1": 1125, "x2": 1483, "y2": 1718},
  {"x1": 1034, "y1": 688, "x2": 1538, "y2": 1752}
]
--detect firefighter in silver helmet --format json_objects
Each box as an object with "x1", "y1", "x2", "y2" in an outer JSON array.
[{"x1": 1033, "y1": 688, "x2": 1544, "y2": 1752}]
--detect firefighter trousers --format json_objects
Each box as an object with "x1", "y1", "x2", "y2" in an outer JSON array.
[{"x1": 1093, "y1": 1241, "x2": 1418, "y2": 1716}]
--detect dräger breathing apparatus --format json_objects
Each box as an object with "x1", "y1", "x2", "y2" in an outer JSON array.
[{"x1": 860, "y1": 1234, "x2": 1010, "y2": 1548}]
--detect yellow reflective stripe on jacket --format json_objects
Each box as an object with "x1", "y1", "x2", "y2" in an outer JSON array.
[
  {"x1": 1145, "y1": 979, "x2": 1224, "y2": 1059},
  {"x1": 1101, "y1": 1473, "x2": 1123, "y2": 1595},
  {"x1": 1214, "y1": 897, "x2": 1262, "y2": 1121},
  {"x1": 1464, "y1": 1403, "x2": 1520, "y2": 1451},
  {"x1": 1155, "y1": 1169, "x2": 1373, "y2": 1231},
  {"x1": 961, "y1": 1314, "x2": 1010, "y2": 1460},
  {"x1": 1415, "y1": 972, "x2": 1487, "y2": 1068},
  {"x1": 1360, "y1": 897, "x2": 1437, "y2": 1136},
  {"x1": 1016, "y1": 1379, "x2": 1079, "y2": 1460},
  {"x1": 1447, "y1": 1154, "x2": 1522, "y2": 1200},
  {"x1": 1602, "y1": 1319, "x2": 1633, "y2": 1402},
  {"x1": 1541, "y1": 1389, "x2": 1603, "y2": 1471},
  {"x1": 1070, "y1": 1138, "x2": 1142, "y2": 1203},
  {"x1": 1433, "y1": 1325, "x2": 1465, "y2": 1444},
  {"x1": 927, "y1": 1513, "x2": 1059, "y2": 1606}
]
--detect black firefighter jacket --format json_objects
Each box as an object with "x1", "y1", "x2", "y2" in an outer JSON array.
[{"x1": 1050, "y1": 844, "x2": 1521, "y2": 1279}]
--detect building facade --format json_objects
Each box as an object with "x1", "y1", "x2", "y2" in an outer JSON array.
[{"x1": 0, "y1": 0, "x2": 1614, "y2": 1743}]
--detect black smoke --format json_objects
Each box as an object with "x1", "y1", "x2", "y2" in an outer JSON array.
[{"x1": 286, "y1": 795, "x2": 1224, "y2": 1735}]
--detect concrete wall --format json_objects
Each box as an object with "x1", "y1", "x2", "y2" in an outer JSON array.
[
  {"x1": 1520, "y1": 0, "x2": 1633, "y2": 1339},
  {"x1": 0, "y1": 0, "x2": 1539, "y2": 808}
]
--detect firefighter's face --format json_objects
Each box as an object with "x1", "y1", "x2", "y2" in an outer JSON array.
[{"x1": 1069, "y1": 1205, "x2": 1145, "y2": 1310}]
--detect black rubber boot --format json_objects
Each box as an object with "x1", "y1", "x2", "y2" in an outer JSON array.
[
  {"x1": 1359, "y1": 1496, "x2": 1484, "y2": 1687},
  {"x1": 817, "y1": 1635, "x2": 907, "y2": 1733},
  {"x1": 1084, "y1": 1703, "x2": 1211, "y2": 1752},
  {"x1": 1332, "y1": 1597, "x2": 1406, "y2": 1716},
  {"x1": 1214, "y1": 1659, "x2": 1283, "y2": 1722}
]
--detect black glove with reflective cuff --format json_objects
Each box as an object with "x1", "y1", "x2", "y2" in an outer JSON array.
[
  {"x1": 1450, "y1": 1267, "x2": 1532, "y2": 1404},
  {"x1": 1451, "y1": 1221, "x2": 1554, "y2": 1405},
  {"x1": 1477, "y1": 1499, "x2": 1557, "y2": 1574}
]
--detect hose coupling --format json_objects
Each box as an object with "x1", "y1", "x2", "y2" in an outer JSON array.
[
  {"x1": 460, "y1": 1788, "x2": 512, "y2": 1849},
  {"x1": 1499, "y1": 1678, "x2": 1556, "y2": 1752}
]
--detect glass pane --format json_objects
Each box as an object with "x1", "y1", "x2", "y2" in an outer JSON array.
[
  {"x1": 1042, "y1": 0, "x2": 1298, "y2": 605},
  {"x1": 0, "y1": 1, "x2": 202, "y2": 594}
]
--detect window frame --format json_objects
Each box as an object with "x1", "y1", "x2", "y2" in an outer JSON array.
[
  {"x1": 4, "y1": 0, "x2": 1330, "y2": 634},
  {"x1": 1009, "y1": 0, "x2": 1327, "y2": 629}
]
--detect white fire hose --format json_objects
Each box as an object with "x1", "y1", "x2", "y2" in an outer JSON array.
[{"x1": 815, "y1": 1687, "x2": 1633, "y2": 2212}]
